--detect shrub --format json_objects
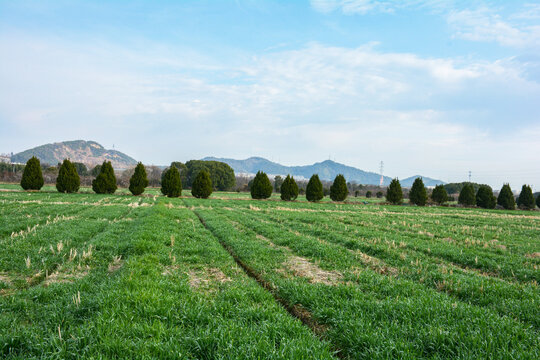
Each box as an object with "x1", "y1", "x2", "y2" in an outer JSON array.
[
  {"x1": 517, "y1": 185, "x2": 535, "y2": 210},
  {"x1": 409, "y1": 177, "x2": 427, "y2": 206},
  {"x1": 129, "y1": 162, "x2": 149, "y2": 196},
  {"x1": 192, "y1": 170, "x2": 213, "y2": 199},
  {"x1": 92, "y1": 161, "x2": 117, "y2": 194},
  {"x1": 280, "y1": 175, "x2": 298, "y2": 201},
  {"x1": 537, "y1": 193, "x2": 540, "y2": 209},
  {"x1": 250, "y1": 171, "x2": 272, "y2": 199},
  {"x1": 497, "y1": 184, "x2": 515, "y2": 210},
  {"x1": 354, "y1": 190, "x2": 360, "y2": 197},
  {"x1": 365, "y1": 191, "x2": 372, "y2": 198},
  {"x1": 386, "y1": 178, "x2": 403, "y2": 205},
  {"x1": 274, "y1": 176, "x2": 284, "y2": 193},
  {"x1": 20, "y1": 156, "x2": 44, "y2": 190},
  {"x1": 431, "y1": 184, "x2": 448, "y2": 205},
  {"x1": 476, "y1": 185, "x2": 496, "y2": 209},
  {"x1": 56, "y1": 159, "x2": 80, "y2": 193},
  {"x1": 306, "y1": 174, "x2": 324, "y2": 202},
  {"x1": 376, "y1": 191, "x2": 383, "y2": 198},
  {"x1": 458, "y1": 183, "x2": 476, "y2": 206},
  {"x1": 73, "y1": 162, "x2": 88, "y2": 176},
  {"x1": 161, "y1": 166, "x2": 182, "y2": 197},
  {"x1": 330, "y1": 174, "x2": 348, "y2": 201}
]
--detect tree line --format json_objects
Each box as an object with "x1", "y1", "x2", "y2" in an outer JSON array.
[{"x1": 18, "y1": 156, "x2": 540, "y2": 209}]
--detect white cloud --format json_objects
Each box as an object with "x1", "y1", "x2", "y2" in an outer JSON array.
[
  {"x1": 448, "y1": 7, "x2": 540, "y2": 48},
  {"x1": 1, "y1": 33, "x2": 539, "y2": 188}
]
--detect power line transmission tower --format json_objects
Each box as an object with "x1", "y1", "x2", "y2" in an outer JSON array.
[
  {"x1": 468, "y1": 170, "x2": 472, "y2": 182},
  {"x1": 379, "y1": 161, "x2": 384, "y2": 186}
]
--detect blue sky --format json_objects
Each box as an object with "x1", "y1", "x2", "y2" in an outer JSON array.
[{"x1": 1, "y1": 0, "x2": 539, "y2": 189}]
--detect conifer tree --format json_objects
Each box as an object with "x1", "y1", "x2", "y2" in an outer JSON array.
[
  {"x1": 431, "y1": 184, "x2": 448, "y2": 205},
  {"x1": 458, "y1": 183, "x2": 476, "y2": 206},
  {"x1": 306, "y1": 174, "x2": 324, "y2": 202},
  {"x1": 386, "y1": 178, "x2": 403, "y2": 205},
  {"x1": 161, "y1": 166, "x2": 182, "y2": 197},
  {"x1": 365, "y1": 191, "x2": 372, "y2": 198},
  {"x1": 56, "y1": 159, "x2": 80, "y2": 193},
  {"x1": 409, "y1": 177, "x2": 427, "y2": 206},
  {"x1": 497, "y1": 184, "x2": 515, "y2": 210},
  {"x1": 191, "y1": 170, "x2": 213, "y2": 199},
  {"x1": 20, "y1": 156, "x2": 44, "y2": 191},
  {"x1": 280, "y1": 175, "x2": 299, "y2": 201},
  {"x1": 250, "y1": 171, "x2": 272, "y2": 199},
  {"x1": 536, "y1": 193, "x2": 540, "y2": 209},
  {"x1": 330, "y1": 174, "x2": 348, "y2": 201},
  {"x1": 476, "y1": 185, "x2": 496, "y2": 209},
  {"x1": 517, "y1": 184, "x2": 535, "y2": 210},
  {"x1": 92, "y1": 161, "x2": 117, "y2": 194},
  {"x1": 129, "y1": 162, "x2": 149, "y2": 196}
]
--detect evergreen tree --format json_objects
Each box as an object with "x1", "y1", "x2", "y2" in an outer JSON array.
[
  {"x1": 409, "y1": 177, "x2": 427, "y2": 206},
  {"x1": 20, "y1": 156, "x2": 44, "y2": 191},
  {"x1": 161, "y1": 166, "x2": 182, "y2": 197},
  {"x1": 330, "y1": 174, "x2": 348, "y2": 201},
  {"x1": 250, "y1": 171, "x2": 272, "y2": 199},
  {"x1": 536, "y1": 193, "x2": 540, "y2": 209},
  {"x1": 497, "y1": 184, "x2": 515, "y2": 210},
  {"x1": 376, "y1": 191, "x2": 383, "y2": 198},
  {"x1": 386, "y1": 178, "x2": 403, "y2": 205},
  {"x1": 56, "y1": 159, "x2": 80, "y2": 193},
  {"x1": 129, "y1": 162, "x2": 149, "y2": 196},
  {"x1": 280, "y1": 175, "x2": 299, "y2": 201},
  {"x1": 431, "y1": 184, "x2": 448, "y2": 205},
  {"x1": 517, "y1": 184, "x2": 535, "y2": 210},
  {"x1": 306, "y1": 174, "x2": 324, "y2": 202},
  {"x1": 458, "y1": 183, "x2": 476, "y2": 206},
  {"x1": 365, "y1": 191, "x2": 372, "y2": 198},
  {"x1": 191, "y1": 170, "x2": 213, "y2": 199},
  {"x1": 92, "y1": 161, "x2": 117, "y2": 194},
  {"x1": 476, "y1": 185, "x2": 496, "y2": 209}
]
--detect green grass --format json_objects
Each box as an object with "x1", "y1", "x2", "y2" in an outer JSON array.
[{"x1": 1, "y1": 186, "x2": 539, "y2": 359}]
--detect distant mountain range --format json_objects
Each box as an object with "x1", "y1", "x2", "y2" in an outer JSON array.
[
  {"x1": 203, "y1": 156, "x2": 445, "y2": 187},
  {"x1": 11, "y1": 140, "x2": 137, "y2": 169}
]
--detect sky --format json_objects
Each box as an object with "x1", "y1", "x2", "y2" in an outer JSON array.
[{"x1": 1, "y1": 0, "x2": 539, "y2": 189}]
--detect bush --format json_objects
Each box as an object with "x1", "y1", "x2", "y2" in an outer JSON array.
[
  {"x1": 431, "y1": 184, "x2": 448, "y2": 205},
  {"x1": 458, "y1": 183, "x2": 476, "y2": 206},
  {"x1": 92, "y1": 161, "x2": 117, "y2": 194},
  {"x1": 280, "y1": 175, "x2": 298, "y2": 201},
  {"x1": 56, "y1": 159, "x2": 80, "y2": 193},
  {"x1": 376, "y1": 191, "x2": 383, "y2": 198},
  {"x1": 329, "y1": 174, "x2": 348, "y2": 201},
  {"x1": 306, "y1": 174, "x2": 324, "y2": 202},
  {"x1": 161, "y1": 166, "x2": 182, "y2": 197},
  {"x1": 251, "y1": 171, "x2": 272, "y2": 199},
  {"x1": 365, "y1": 191, "x2": 372, "y2": 198},
  {"x1": 20, "y1": 156, "x2": 44, "y2": 190},
  {"x1": 386, "y1": 178, "x2": 403, "y2": 205},
  {"x1": 274, "y1": 176, "x2": 284, "y2": 193},
  {"x1": 129, "y1": 162, "x2": 149, "y2": 196},
  {"x1": 517, "y1": 184, "x2": 535, "y2": 210},
  {"x1": 409, "y1": 177, "x2": 427, "y2": 206},
  {"x1": 476, "y1": 185, "x2": 496, "y2": 209},
  {"x1": 73, "y1": 162, "x2": 88, "y2": 176},
  {"x1": 497, "y1": 184, "x2": 515, "y2": 210},
  {"x1": 192, "y1": 170, "x2": 213, "y2": 199}
]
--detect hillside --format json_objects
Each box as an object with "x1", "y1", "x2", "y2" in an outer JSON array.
[
  {"x1": 203, "y1": 156, "x2": 444, "y2": 186},
  {"x1": 11, "y1": 140, "x2": 137, "y2": 169}
]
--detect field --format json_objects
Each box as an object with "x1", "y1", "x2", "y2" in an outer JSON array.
[{"x1": 1, "y1": 186, "x2": 539, "y2": 359}]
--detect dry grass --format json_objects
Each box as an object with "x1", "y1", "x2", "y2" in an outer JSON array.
[{"x1": 283, "y1": 255, "x2": 342, "y2": 285}]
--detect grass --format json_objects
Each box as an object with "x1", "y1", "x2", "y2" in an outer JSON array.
[{"x1": 1, "y1": 184, "x2": 538, "y2": 359}]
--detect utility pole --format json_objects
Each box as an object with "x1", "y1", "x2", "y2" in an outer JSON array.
[
  {"x1": 379, "y1": 161, "x2": 384, "y2": 186},
  {"x1": 468, "y1": 170, "x2": 471, "y2": 182}
]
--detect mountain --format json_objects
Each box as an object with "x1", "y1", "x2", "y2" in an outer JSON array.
[
  {"x1": 203, "y1": 156, "x2": 445, "y2": 186},
  {"x1": 11, "y1": 140, "x2": 137, "y2": 169},
  {"x1": 400, "y1": 175, "x2": 445, "y2": 187}
]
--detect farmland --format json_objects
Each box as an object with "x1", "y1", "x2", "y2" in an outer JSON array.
[{"x1": 1, "y1": 187, "x2": 539, "y2": 359}]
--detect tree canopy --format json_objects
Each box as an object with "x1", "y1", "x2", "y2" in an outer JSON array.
[
  {"x1": 56, "y1": 159, "x2": 80, "y2": 193},
  {"x1": 250, "y1": 171, "x2": 272, "y2": 199},
  {"x1": 497, "y1": 184, "x2": 515, "y2": 210},
  {"x1": 129, "y1": 162, "x2": 149, "y2": 196},
  {"x1": 458, "y1": 183, "x2": 476, "y2": 206},
  {"x1": 409, "y1": 177, "x2": 427, "y2": 206},
  {"x1": 476, "y1": 185, "x2": 496, "y2": 209},
  {"x1": 386, "y1": 178, "x2": 403, "y2": 205},
  {"x1": 92, "y1": 161, "x2": 117, "y2": 194},
  {"x1": 161, "y1": 166, "x2": 182, "y2": 197},
  {"x1": 185, "y1": 160, "x2": 235, "y2": 191},
  {"x1": 330, "y1": 174, "x2": 348, "y2": 202},
  {"x1": 280, "y1": 175, "x2": 298, "y2": 201},
  {"x1": 431, "y1": 184, "x2": 448, "y2": 205},
  {"x1": 306, "y1": 174, "x2": 324, "y2": 202},
  {"x1": 191, "y1": 170, "x2": 213, "y2": 199},
  {"x1": 21, "y1": 156, "x2": 44, "y2": 191},
  {"x1": 517, "y1": 184, "x2": 535, "y2": 210}
]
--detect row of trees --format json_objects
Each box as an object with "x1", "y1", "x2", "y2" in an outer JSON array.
[{"x1": 385, "y1": 177, "x2": 538, "y2": 210}]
